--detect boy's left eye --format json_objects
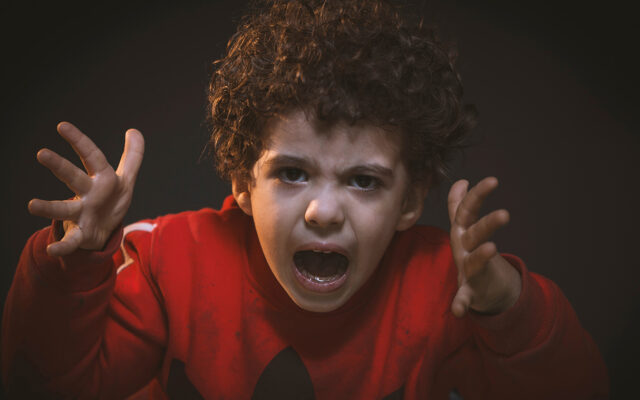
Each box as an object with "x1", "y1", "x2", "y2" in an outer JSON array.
[{"x1": 349, "y1": 175, "x2": 380, "y2": 190}]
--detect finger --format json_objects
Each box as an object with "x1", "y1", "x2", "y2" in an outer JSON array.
[
  {"x1": 37, "y1": 148, "x2": 92, "y2": 195},
  {"x1": 46, "y1": 225, "x2": 84, "y2": 257},
  {"x1": 463, "y1": 241, "x2": 497, "y2": 279},
  {"x1": 115, "y1": 129, "x2": 145, "y2": 185},
  {"x1": 453, "y1": 176, "x2": 499, "y2": 228},
  {"x1": 57, "y1": 122, "x2": 110, "y2": 176},
  {"x1": 28, "y1": 198, "x2": 82, "y2": 221},
  {"x1": 461, "y1": 209, "x2": 510, "y2": 251},
  {"x1": 447, "y1": 179, "x2": 469, "y2": 225},
  {"x1": 451, "y1": 285, "x2": 473, "y2": 318}
]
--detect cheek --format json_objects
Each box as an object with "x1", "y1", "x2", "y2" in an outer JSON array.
[
  {"x1": 352, "y1": 204, "x2": 399, "y2": 245},
  {"x1": 251, "y1": 192, "x2": 297, "y2": 257},
  {"x1": 350, "y1": 194, "x2": 404, "y2": 255},
  {"x1": 257, "y1": 185, "x2": 308, "y2": 226},
  {"x1": 355, "y1": 193, "x2": 404, "y2": 227}
]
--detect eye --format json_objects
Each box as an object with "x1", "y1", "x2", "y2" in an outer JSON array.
[
  {"x1": 349, "y1": 175, "x2": 381, "y2": 191},
  {"x1": 278, "y1": 167, "x2": 307, "y2": 183}
]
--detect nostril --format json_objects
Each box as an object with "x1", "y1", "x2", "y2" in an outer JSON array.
[{"x1": 304, "y1": 199, "x2": 344, "y2": 227}]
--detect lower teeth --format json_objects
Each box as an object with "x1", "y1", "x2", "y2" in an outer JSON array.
[
  {"x1": 300, "y1": 268, "x2": 341, "y2": 283},
  {"x1": 293, "y1": 250, "x2": 348, "y2": 284}
]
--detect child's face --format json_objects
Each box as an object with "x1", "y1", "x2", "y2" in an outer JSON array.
[{"x1": 234, "y1": 110, "x2": 424, "y2": 312}]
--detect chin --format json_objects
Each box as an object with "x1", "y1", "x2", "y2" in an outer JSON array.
[{"x1": 288, "y1": 287, "x2": 350, "y2": 313}]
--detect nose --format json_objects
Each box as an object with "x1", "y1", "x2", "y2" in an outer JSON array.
[{"x1": 304, "y1": 189, "x2": 345, "y2": 228}]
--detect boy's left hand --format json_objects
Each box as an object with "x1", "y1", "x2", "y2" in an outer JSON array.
[{"x1": 447, "y1": 177, "x2": 522, "y2": 317}]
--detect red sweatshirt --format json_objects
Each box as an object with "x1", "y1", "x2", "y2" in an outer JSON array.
[{"x1": 2, "y1": 196, "x2": 608, "y2": 399}]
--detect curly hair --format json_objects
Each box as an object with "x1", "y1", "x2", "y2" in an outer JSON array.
[{"x1": 208, "y1": 0, "x2": 476, "y2": 187}]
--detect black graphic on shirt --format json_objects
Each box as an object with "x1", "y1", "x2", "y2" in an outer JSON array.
[
  {"x1": 251, "y1": 346, "x2": 315, "y2": 399},
  {"x1": 382, "y1": 384, "x2": 404, "y2": 400},
  {"x1": 167, "y1": 359, "x2": 204, "y2": 400},
  {"x1": 167, "y1": 348, "x2": 406, "y2": 399}
]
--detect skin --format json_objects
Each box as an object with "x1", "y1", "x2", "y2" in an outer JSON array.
[
  {"x1": 448, "y1": 178, "x2": 521, "y2": 316},
  {"x1": 30, "y1": 117, "x2": 520, "y2": 317},
  {"x1": 232, "y1": 111, "x2": 425, "y2": 312},
  {"x1": 28, "y1": 122, "x2": 144, "y2": 256}
]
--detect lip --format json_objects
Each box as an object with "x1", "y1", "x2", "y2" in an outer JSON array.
[
  {"x1": 294, "y1": 242, "x2": 350, "y2": 257},
  {"x1": 292, "y1": 242, "x2": 351, "y2": 293}
]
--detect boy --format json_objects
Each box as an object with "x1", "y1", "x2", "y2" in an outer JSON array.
[{"x1": 2, "y1": 0, "x2": 608, "y2": 398}]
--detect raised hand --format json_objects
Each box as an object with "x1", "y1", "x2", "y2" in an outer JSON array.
[
  {"x1": 447, "y1": 177, "x2": 521, "y2": 317},
  {"x1": 28, "y1": 122, "x2": 144, "y2": 257}
]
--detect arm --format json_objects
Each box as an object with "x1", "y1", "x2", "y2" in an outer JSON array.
[
  {"x1": 1, "y1": 123, "x2": 166, "y2": 398},
  {"x1": 445, "y1": 177, "x2": 609, "y2": 398}
]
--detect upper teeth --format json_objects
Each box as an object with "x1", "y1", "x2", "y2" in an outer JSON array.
[{"x1": 313, "y1": 250, "x2": 332, "y2": 254}]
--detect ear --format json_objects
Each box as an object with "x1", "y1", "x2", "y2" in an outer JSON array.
[
  {"x1": 232, "y1": 177, "x2": 253, "y2": 216},
  {"x1": 396, "y1": 182, "x2": 428, "y2": 231}
]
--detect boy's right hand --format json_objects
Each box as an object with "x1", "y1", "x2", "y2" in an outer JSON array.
[{"x1": 28, "y1": 122, "x2": 145, "y2": 257}]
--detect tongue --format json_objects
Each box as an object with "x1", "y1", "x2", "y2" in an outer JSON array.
[{"x1": 294, "y1": 251, "x2": 347, "y2": 277}]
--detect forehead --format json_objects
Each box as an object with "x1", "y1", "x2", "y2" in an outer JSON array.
[{"x1": 261, "y1": 111, "x2": 404, "y2": 161}]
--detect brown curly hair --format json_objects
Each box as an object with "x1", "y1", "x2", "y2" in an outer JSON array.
[{"x1": 208, "y1": 0, "x2": 476, "y2": 187}]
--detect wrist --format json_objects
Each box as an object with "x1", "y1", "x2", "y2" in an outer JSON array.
[
  {"x1": 470, "y1": 254, "x2": 522, "y2": 315},
  {"x1": 33, "y1": 222, "x2": 123, "y2": 292}
]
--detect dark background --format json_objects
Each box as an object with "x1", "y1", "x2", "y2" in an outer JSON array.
[{"x1": 1, "y1": 0, "x2": 638, "y2": 397}]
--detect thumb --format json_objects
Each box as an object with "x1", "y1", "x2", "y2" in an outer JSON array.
[
  {"x1": 451, "y1": 284, "x2": 473, "y2": 318},
  {"x1": 447, "y1": 179, "x2": 469, "y2": 226},
  {"x1": 116, "y1": 129, "x2": 145, "y2": 184}
]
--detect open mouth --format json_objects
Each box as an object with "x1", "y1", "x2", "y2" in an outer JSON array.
[{"x1": 293, "y1": 250, "x2": 349, "y2": 292}]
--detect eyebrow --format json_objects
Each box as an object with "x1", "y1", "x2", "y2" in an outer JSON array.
[
  {"x1": 262, "y1": 154, "x2": 313, "y2": 169},
  {"x1": 263, "y1": 154, "x2": 394, "y2": 178}
]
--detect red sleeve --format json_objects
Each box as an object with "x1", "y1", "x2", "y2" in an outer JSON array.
[
  {"x1": 1, "y1": 222, "x2": 167, "y2": 399},
  {"x1": 443, "y1": 255, "x2": 609, "y2": 399}
]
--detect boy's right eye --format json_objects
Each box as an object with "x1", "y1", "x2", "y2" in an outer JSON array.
[{"x1": 278, "y1": 167, "x2": 307, "y2": 183}]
